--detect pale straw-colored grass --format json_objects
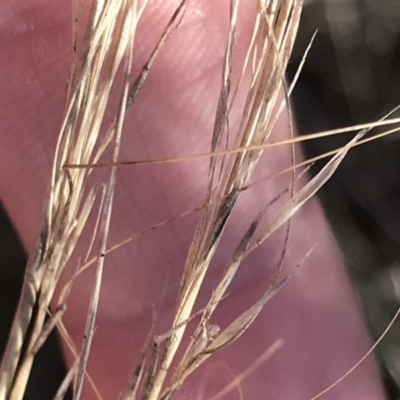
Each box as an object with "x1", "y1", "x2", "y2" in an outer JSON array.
[{"x1": 1, "y1": 0, "x2": 400, "y2": 399}]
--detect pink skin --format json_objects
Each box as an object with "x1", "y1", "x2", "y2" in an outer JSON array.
[{"x1": 0, "y1": 0, "x2": 386, "y2": 399}]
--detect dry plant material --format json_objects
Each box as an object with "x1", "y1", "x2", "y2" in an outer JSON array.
[
  {"x1": 0, "y1": 0, "x2": 148, "y2": 398},
  {"x1": 2, "y1": 0, "x2": 400, "y2": 399}
]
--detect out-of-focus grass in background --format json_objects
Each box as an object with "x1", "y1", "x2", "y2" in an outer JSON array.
[{"x1": 1, "y1": 0, "x2": 400, "y2": 398}]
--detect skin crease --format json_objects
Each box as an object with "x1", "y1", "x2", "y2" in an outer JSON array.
[{"x1": 0, "y1": 0, "x2": 387, "y2": 399}]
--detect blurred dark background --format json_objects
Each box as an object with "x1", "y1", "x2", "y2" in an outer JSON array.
[{"x1": 2, "y1": 0, "x2": 400, "y2": 398}]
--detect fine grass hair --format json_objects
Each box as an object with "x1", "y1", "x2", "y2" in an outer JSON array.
[{"x1": 1, "y1": 0, "x2": 400, "y2": 399}]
